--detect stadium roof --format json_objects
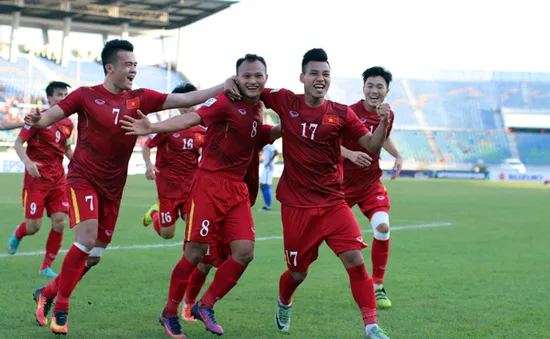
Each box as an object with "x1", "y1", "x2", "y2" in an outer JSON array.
[{"x1": 0, "y1": 0, "x2": 239, "y2": 34}]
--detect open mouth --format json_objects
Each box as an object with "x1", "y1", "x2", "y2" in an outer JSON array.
[
  {"x1": 127, "y1": 75, "x2": 135, "y2": 83},
  {"x1": 314, "y1": 84, "x2": 325, "y2": 91},
  {"x1": 246, "y1": 85, "x2": 259, "y2": 91}
]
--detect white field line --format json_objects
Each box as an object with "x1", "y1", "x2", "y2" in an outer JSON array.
[{"x1": 0, "y1": 221, "x2": 453, "y2": 259}]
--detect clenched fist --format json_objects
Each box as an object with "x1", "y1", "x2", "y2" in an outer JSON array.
[{"x1": 376, "y1": 103, "x2": 391, "y2": 123}]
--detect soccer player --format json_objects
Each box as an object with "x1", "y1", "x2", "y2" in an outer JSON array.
[
  {"x1": 25, "y1": 39, "x2": 240, "y2": 335},
  {"x1": 259, "y1": 142, "x2": 278, "y2": 210},
  {"x1": 261, "y1": 49, "x2": 390, "y2": 339},
  {"x1": 180, "y1": 123, "x2": 281, "y2": 323},
  {"x1": 7, "y1": 81, "x2": 74, "y2": 279},
  {"x1": 141, "y1": 83, "x2": 206, "y2": 240},
  {"x1": 121, "y1": 53, "x2": 271, "y2": 339},
  {"x1": 341, "y1": 66, "x2": 403, "y2": 309}
]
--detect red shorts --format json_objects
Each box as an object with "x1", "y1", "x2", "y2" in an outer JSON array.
[
  {"x1": 22, "y1": 187, "x2": 69, "y2": 219},
  {"x1": 345, "y1": 181, "x2": 391, "y2": 220},
  {"x1": 67, "y1": 181, "x2": 121, "y2": 244},
  {"x1": 185, "y1": 170, "x2": 254, "y2": 245},
  {"x1": 281, "y1": 203, "x2": 367, "y2": 272},
  {"x1": 183, "y1": 234, "x2": 231, "y2": 267},
  {"x1": 158, "y1": 196, "x2": 188, "y2": 227}
]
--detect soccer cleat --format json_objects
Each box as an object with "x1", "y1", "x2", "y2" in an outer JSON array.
[
  {"x1": 365, "y1": 325, "x2": 390, "y2": 339},
  {"x1": 375, "y1": 285, "x2": 392, "y2": 308},
  {"x1": 39, "y1": 267, "x2": 58, "y2": 279},
  {"x1": 7, "y1": 227, "x2": 20, "y2": 255},
  {"x1": 181, "y1": 302, "x2": 197, "y2": 322},
  {"x1": 143, "y1": 203, "x2": 159, "y2": 226},
  {"x1": 50, "y1": 310, "x2": 68, "y2": 335},
  {"x1": 275, "y1": 299, "x2": 292, "y2": 333},
  {"x1": 261, "y1": 206, "x2": 271, "y2": 211},
  {"x1": 159, "y1": 309, "x2": 186, "y2": 339},
  {"x1": 191, "y1": 303, "x2": 224, "y2": 336},
  {"x1": 33, "y1": 288, "x2": 53, "y2": 327}
]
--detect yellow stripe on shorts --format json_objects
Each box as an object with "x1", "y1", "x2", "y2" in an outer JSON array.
[
  {"x1": 70, "y1": 188, "x2": 80, "y2": 224},
  {"x1": 186, "y1": 200, "x2": 195, "y2": 241}
]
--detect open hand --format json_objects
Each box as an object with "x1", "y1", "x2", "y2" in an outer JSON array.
[
  {"x1": 348, "y1": 151, "x2": 372, "y2": 167},
  {"x1": 121, "y1": 110, "x2": 152, "y2": 136}
]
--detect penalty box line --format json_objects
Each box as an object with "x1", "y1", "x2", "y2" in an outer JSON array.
[{"x1": 0, "y1": 221, "x2": 453, "y2": 259}]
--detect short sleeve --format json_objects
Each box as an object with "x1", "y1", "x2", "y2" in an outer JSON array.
[
  {"x1": 261, "y1": 88, "x2": 294, "y2": 116},
  {"x1": 141, "y1": 88, "x2": 169, "y2": 114},
  {"x1": 145, "y1": 133, "x2": 167, "y2": 148},
  {"x1": 257, "y1": 124, "x2": 274, "y2": 148},
  {"x1": 57, "y1": 87, "x2": 84, "y2": 117},
  {"x1": 18, "y1": 124, "x2": 37, "y2": 141},
  {"x1": 195, "y1": 94, "x2": 228, "y2": 127},
  {"x1": 342, "y1": 107, "x2": 369, "y2": 142},
  {"x1": 386, "y1": 111, "x2": 395, "y2": 138}
]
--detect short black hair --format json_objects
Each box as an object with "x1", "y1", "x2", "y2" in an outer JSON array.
[
  {"x1": 362, "y1": 66, "x2": 393, "y2": 88},
  {"x1": 236, "y1": 54, "x2": 267, "y2": 74},
  {"x1": 172, "y1": 83, "x2": 197, "y2": 94},
  {"x1": 45, "y1": 81, "x2": 71, "y2": 97},
  {"x1": 301, "y1": 48, "x2": 329, "y2": 73},
  {"x1": 101, "y1": 39, "x2": 134, "y2": 75}
]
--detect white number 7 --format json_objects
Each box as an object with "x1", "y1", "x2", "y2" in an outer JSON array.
[
  {"x1": 85, "y1": 195, "x2": 94, "y2": 211},
  {"x1": 285, "y1": 250, "x2": 298, "y2": 266},
  {"x1": 112, "y1": 108, "x2": 120, "y2": 125}
]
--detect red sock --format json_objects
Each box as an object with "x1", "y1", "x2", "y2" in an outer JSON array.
[
  {"x1": 165, "y1": 256, "x2": 196, "y2": 317},
  {"x1": 200, "y1": 257, "x2": 247, "y2": 308},
  {"x1": 42, "y1": 263, "x2": 90, "y2": 299},
  {"x1": 278, "y1": 270, "x2": 301, "y2": 305},
  {"x1": 43, "y1": 275, "x2": 59, "y2": 299},
  {"x1": 371, "y1": 238, "x2": 390, "y2": 285},
  {"x1": 185, "y1": 268, "x2": 207, "y2": 305},
  {"x1": 41, "y1": 230, "x2": 63, "y2": 270},
  {"x1": 347, "y1": 264, "x2": 377, "y2": 325},
  {"x1": 53, "y1": 244, "x2": 90, "y2": 312},
  {"x1": 152, "y1": 211, "x2": 161, "y2": 236},
  {"x1": 15, "y1": 222, "x2": 28, "y2": 239}
]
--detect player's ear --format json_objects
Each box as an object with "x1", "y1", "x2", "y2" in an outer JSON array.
[
  {"x1": 105, "y1": 63, "x2": 114, "y2": 74},
  {"x1": 299, "y1": 73, "x2": 305, "y2": 84}
]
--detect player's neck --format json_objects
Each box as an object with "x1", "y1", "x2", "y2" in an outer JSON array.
[
  {"x1": 362, "y1": 100, "x2": 376, "y2": 113},
  {"x1": 242, "y1": 95, "x2": 261, "y2": 105},
  {"x1": 102, "y1": 80, "x2": 126, "y2": 95},
  {"x1": 304, "y1": 95, "x2": 325, "y2": 108}
]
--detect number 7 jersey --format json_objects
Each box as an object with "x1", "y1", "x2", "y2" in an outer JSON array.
[
  {"x1": 261, "y1": 88, "x2": 368, "y2": 207},
  {"x1": 57, "y1": 84, "x2": 168, "y2": 200}
]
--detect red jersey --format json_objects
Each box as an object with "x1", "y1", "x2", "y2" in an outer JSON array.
[
  {"x1": 261, "y1": 88, "x2": 368, "y2": 207},
  {"x1": 57, "y1": 85, "x2": 167, "y2": 200},
  {"x1": 196, "y1": 93, "x2": 263, "y2": 181},
  {"x1": 244, "y1": 124, "x2": 274, "y2": 207},
  {"x1": 342, "y1": 100, "x2": 394, "y2": 198},
  {"x1": 19, "y1": 118, "x2": 73, "y2": 190},
  {"x1": 146, "y1": 125, "x2": 206, "y2": 198}
]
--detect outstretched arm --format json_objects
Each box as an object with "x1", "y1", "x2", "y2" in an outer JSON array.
[
  {"x1": 121, "y1": 110, "x2": 203, "y2": 136},
  {"x1": 161, "y1": 78, "x2": 240, "y2": 110},
  {"x1": 24, "y1": 106, "x2": 66, "y2": 128},
  {"x1": 0, "y1": 121, "x2": 24, "y2": 130}
]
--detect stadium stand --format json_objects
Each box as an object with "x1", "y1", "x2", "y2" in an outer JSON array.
[{"x1": 515, "y1": 132, "x2": 550, "y2": 165}]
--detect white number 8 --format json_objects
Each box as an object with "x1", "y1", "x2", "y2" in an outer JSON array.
[
  {"x1": 200, "y1": 220, "x2": 210, "y2": 237},
  {"x1": 250, "y1": 121, "x2": 258, "y2": 137}
]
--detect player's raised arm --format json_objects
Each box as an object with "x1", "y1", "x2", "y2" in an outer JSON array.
[
  {"x1": 24, "y1": 106, "x2": 66, "y2": 129},
  {"x1": 357, "y1": 104, "x2": 390, "y2": 153},
  {"x1": 121, "y1": 110, "x2": 202, "y2": 136},
  {"x1": 162, "y1": 77, "x2": 240, "y2": 110}
]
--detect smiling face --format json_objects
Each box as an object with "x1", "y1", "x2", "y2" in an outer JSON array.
[
  {"x1": 300, "y1": 61, "x2": 331, "y2": 102},
  {"x1": 105, "y1": 50, "x2": 137, "y2": 91},
  {"x1": 236, "y1": 59, "x2": 268, "y2": 100},
  {"x1": 363, "y1": 75, "x2": 389, "y2": 110}
]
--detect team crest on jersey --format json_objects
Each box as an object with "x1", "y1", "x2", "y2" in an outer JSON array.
[
  {"x1": 360, "y1": 118, "x2": 368, "y2": 124},
  {"x1": 173, "y1": 133, "x2": 180, "y2": 138},
  {"x1": 377, "y1": 196, "x2": 385, "y2": 200},
  {"x1": 238, "y1": 109, "x2": 247, "y2": 115},
  {"x1": 95, "y1": 99, "x2": 105, "y2": 105},
  {"x1": 289, "y1": 111, "x2": 299, "y2": 118},
  {"x1": 322, "y1": 114, "x2": 339, "y2": 125},
  {"x1": 126, "y1": 97, "x2": 140, "y2": 109}
]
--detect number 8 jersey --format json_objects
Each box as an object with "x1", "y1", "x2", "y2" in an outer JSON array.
[
  {"x1": 57, "y1": 85, "x2": 168, "y2": 200},
  {"x1": 195, "y1": 93, "x2": 263, "y2": 181}
]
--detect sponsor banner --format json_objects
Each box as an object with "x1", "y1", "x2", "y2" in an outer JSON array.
[
  {"x1": 489, "y1": 171, "x2": 550, "y2": 182},
  {"x1": 382, "y1": 170, "x2": 434, "y2": 179},
  {"x1": 435, "y1": 171, "x2": 487, "y2": 180}
]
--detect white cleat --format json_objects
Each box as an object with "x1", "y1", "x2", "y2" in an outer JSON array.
[{"x1": 274, "y1": 299, "x2": 292, "y2": 333}]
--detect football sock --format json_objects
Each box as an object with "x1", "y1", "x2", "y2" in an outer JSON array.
[
  {"x1": 152, "y1": 211, "x2": 161, "y2": 235},
  {"x1": 165, "y1": 256, "x2": 196, "y2": 317},
  {"x1": 347, "y1": 264, "x2": 377, "y2": 325},
  {"x1": 185, "y1": 268, "x2": 207, "y2": 305},
  {"x1": 41, "y1": 229, "x2": 63, "y2": 270},
  {"x1": 200, "y1": 257, "x2": 246, "y2": 308},
  {"x1": 278, "y1": 270, "x2": 301, "y2": 305},
  {"x1": 15, "y1": 221, "x2": 28, "y2": 239},
  {"x1": 42, "y1": 275, "x2": 59, "y2": 299},
  {"x1": 371, "y1": 238, "x2": 390, "y2": 285},
  {"x1": 53, "y1": 244, "x2": 90, "y2": 312}
]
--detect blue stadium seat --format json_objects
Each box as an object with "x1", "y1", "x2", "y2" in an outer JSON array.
[
  {"x1": 433, "y1": 131, "x2": 511, "y2": 164},
  {"x1": 515, "y1": 132, "x2": 550, "y2": 165}
]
